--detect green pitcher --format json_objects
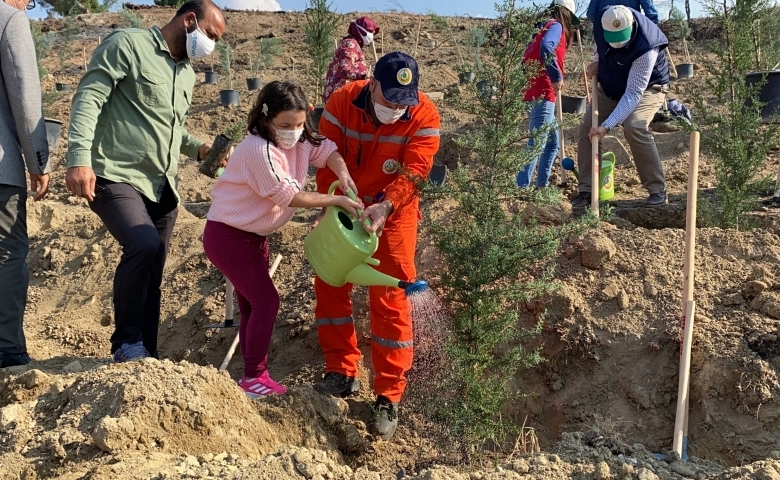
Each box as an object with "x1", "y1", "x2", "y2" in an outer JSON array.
[
  {"x1": 304, "y1": 181, "x2": 428, "y2": 295},
  {"x1": 599, "y1": 152, "x2": 616, "y2": 202}
]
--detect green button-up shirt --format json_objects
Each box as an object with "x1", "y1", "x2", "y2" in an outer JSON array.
[{"x1": 66, "y1": 26, "x2": 203, "y2": 202}]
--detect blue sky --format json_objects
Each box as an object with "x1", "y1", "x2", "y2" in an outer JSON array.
[{"x1": 28, "y1": 0, "x2": 706, "y2": 21}]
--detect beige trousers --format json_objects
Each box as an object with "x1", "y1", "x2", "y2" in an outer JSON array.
[{"x1": 577, "y1": 85, "x2": 667, "y2": 195}]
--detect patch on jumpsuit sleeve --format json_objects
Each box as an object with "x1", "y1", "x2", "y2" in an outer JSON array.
[{"x1": 382, "y1": 159, "x2": 401, "y2": 175}]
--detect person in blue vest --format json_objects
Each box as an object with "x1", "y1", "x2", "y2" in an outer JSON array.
[
  {"x1": 586, "y1": 0, "x2": 658, "y2": 24},
  {"x1": 572, "y1": 5, "x2": 669, "y2": 208}
]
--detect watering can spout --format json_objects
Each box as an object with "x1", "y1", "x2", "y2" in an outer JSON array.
[
  {"x1": 345, "y1": 263, "x2": 405, "y2": 289},
  {"x1": 344, "y1": 264, "x2": 430, "y2": 297}
]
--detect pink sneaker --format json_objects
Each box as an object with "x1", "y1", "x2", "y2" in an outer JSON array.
[{"x1": 240, "y1": 371, "x2": 287, "y2": 398}]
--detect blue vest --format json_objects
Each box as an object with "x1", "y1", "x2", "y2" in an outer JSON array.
[{"x1": 594, "y1": 7, "x2": 670, "y2": 100}]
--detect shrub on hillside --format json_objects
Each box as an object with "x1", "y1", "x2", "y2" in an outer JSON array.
[
  {"x1": 688, "y1": 0, "x2": 780, "y2": 229},
  {"x1": 409, "y1": 0, "x2": 594, "y2": 458}
]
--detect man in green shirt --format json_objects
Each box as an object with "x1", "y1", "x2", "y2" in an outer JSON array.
[{"x1": 65, "y1": 0, "x2": 225, "y2": 362}]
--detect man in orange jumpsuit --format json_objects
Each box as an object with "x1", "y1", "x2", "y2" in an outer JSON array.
[{"x1": 314, "y1": 52, "x2": 441, "y2": 439}]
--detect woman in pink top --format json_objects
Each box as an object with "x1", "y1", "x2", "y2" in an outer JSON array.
[{"x1": 203, "y1": 81, "x2": 361, "y2": 398}]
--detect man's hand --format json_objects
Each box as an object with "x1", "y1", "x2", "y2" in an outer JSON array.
[
  {"x1": 589, "y1": 126, "x2": 608, "y2": 141},
  {"x1": 30, "y1": 174, "x2": 50, "y2": 201},
  {"x1": 586, "y1": 61, "x2": 599, "y2": 79},
  {"x1": 198, "y1": 143, "x2": 210, "y2": 162},
  {"x1": 552, "y1": 81, "x2": 564, "y2": 93},
  {"x1": 359, "y1": 200, "x2": 393, "y2": 236},
  {"x1": 65, "y1": 166, "x2": 97, "y2": 201},
  {"x1": 199, "y1": 142, "x2": 232, "y2": 168}
]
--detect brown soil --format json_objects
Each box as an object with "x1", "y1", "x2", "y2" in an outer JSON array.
[{"x1": 4, "y1": 7, "x2": 780, "y2": 480}]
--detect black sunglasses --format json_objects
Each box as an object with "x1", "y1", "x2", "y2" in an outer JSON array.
[{"x1": 26, "y1": 0, "x2": 35, "y2": 10}]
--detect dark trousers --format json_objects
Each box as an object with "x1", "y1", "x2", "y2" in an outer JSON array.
[
  {"x1": 89, "y1": 177, "x2": 178, "y2": 356},
  {"x1": 0, "y1": 185, "x2": 29, "y2": 355},
  {"x1": 202, "y1": 220, "x2": 278, "y2": 379}
]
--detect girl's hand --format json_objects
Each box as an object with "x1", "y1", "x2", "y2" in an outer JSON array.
[
  {"x1": 334, "y1": 195, "x2": 363, "y2": 218},
  {"x1": 338, "y1": 174, "x2": 358, "y2": 198}
]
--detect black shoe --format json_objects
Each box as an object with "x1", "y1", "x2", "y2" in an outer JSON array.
[
  {"x1": 571, "y1": 191, "x2": 592, "y2": 209},
  {"x1": 645, "y1": 191, "x2": 667, "y2": 207},
  {"x1": 372, "y1": 395, "x2": 399, "y2": 440},
  {"x1": 314, "y1": 372, "x2": 361, "y2": 397},
  {"x1": 0, "y1": 352, "x2": 32, "y2": 368}
]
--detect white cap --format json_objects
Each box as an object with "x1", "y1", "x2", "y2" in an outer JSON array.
[
  {"x1": 602, "y1": 5, "x2": 634, "y2": 48},
  {"x1": 552, "y1": 0, "x2": 580, "y2": 24}
]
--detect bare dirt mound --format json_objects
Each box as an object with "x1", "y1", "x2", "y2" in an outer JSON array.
[
  {"x1": 0, "y1": 358, "x2": 371, "y2": 479},
  {"x1": 511, "y1": 222, "x2": 780, "y2": 467}
]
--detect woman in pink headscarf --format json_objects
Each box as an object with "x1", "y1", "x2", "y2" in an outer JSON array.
[{"x1": 322, "y1": 16, "x2": 380, "y2": 105}]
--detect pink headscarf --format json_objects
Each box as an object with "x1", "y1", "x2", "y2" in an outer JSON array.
[{"x1": 347, "y1": 16, "x2": 380, "y2": 47}]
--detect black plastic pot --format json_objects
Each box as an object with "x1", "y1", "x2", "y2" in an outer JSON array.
[
  {"x1": 675, "y1": 63, "x2": 694, "y2": 79},
  {"x1": 246, "y1": 78, "x2": 262, "y2": 90},
  {"x1": 429, "y1": 163, "x2": 448, "y2": 187},
  {"x1": 44, "y1": 118, "x2": 63, "y2": 150},
  {"x1": 55, "y1": 83, "x2": 71, "y2": 92},
  {"x1": 219, "y1": 89, "x2": 239, "y2": 108},
  {"x1": 476, "y1": 80, "x2": 496, "y2": 100},
  {"x1": 204, "y1": 71, "x2": 218, "y2": 84},
  {"x1": 199, "y1": 133, "x2": 233, "y2": 178},
  {"x1": 310, "y1": 106, "x2": 324, "y2": 132},
  {"x1": 745, "y1": 71, "x2": 780, "y2": 122},
  {"x1": 561, "y1": 95, "x2": 587, "y2": 114},
  {"x1": 459, "y1": 71, "x2": 475, "y2": 85}
]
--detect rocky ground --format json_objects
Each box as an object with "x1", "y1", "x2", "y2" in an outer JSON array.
[{"x1": 3, "y1": 6, "x2": 780, "y2": 480}]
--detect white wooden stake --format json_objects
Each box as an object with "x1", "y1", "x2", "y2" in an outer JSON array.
[
  {"x1": 673, "y1": 131, "x2": 700, "y2": 458},
  {"x1": 590, "y1": 76, "x2": 599, "y2": 216},
  {"x1": 224, "y1": 279, "x2": 235, "y2": 322},
  {"x1": 673, "y1": 300, "x2": 696, "y2": 457},
  {"x1": 666, "y1": 47, "x2": 678, "y2": 77},
  {"x1": 576, "y1": 28, "x2": 590, "y2": 104},
  {"x1": 557, "y1": 92, "x2": 567, "y2": 183},
  {"x1": 219, "y1": 254, "x2": 283, "y2": 372}
]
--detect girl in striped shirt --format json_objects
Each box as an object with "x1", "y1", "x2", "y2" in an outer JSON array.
[{"x1": 203, "y1": 81, "x2": 361, "y2": 398}]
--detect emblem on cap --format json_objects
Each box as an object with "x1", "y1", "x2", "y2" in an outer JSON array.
[
  {"x1": 397, "y1": 68, "x2": 412, "y2": 86},
  {"x1": 382, "y1": 159, "x2": 401, "y2": 174},
  {"x1": 613, "y1": 19, "x2": 621, "y2": 27}
]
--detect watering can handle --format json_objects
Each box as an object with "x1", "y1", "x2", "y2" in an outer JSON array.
[{"x1": 327, "y1": 180, "x2": 374, "y2": 232}]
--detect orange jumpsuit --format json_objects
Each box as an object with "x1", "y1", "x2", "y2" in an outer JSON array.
[{"x1": 315, "y1": 80, "x2": 441, "y2": 402}]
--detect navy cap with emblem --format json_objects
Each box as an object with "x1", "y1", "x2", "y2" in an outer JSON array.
[{"x1": 374, "y1": 51, "x2": 420, "y2": 107}]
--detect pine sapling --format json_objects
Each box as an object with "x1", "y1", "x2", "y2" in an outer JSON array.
[
  {"x1": 689, "y1": 0, "x2": 780, "y2": 229},
  {"x1": 252, "y1": 37, "x2": 282, "y2": 78},
  {"x1": 303, "y1": 0, "x2": 340, "y2": 104},
  {"x1": 409, "y1": 0, "x2": 594, "y2": 458},
  {"x1": 217, "y1": 40, "x2": 233, "y2": 90},
  {"x1": 58, "y1": 13, "x2": 77, "y2": 76}
]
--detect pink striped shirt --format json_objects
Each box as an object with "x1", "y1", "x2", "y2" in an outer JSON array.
[{"x1": 207, "y1": 134, "x2": 337, "y2": 236}]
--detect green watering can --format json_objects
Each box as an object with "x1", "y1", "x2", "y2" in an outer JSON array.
[
  {"x1": 304, "y1": 181, "x2": 428, "y2": 296},
  {"x1": 562, "y1": 153, "x2": 616, "y2": 202},
  {"x1": 599, "y1": 152, "x2": 615, "y2": 202}
]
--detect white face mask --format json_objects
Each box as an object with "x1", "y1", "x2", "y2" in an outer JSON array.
[
  {"x1": 373, "y1": 102, "x2": 406, "y2": 124},
  {"x1": 273, "y1": 127, "x2": 304, "y2": 149},
  {"x1": 186, "y1": 19, "x2": 215, "y2": 59},
  {"x1": 356, "y1": 25, "x2": 374, "y2": 46},
  {"x1": 608, "y1": 40, "x2": 629, "y2": 49}
]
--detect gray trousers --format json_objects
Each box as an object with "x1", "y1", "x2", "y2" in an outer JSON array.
[
  {"x1": 0, "y1": 185, "x2": 28, "y2": 354},
  {"x1": 577, "y1": 85, "x2": 667, "y2": 195}
]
